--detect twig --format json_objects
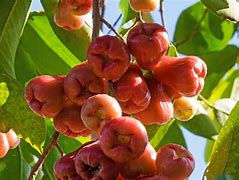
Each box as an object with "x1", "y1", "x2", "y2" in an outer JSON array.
[
  {"x1": 136, "y1": 12, "x2": 144, "y2": 23},
  {"x1": 92, "y1": 0, "x2": 101, "y2": 40},
  {"x1": 159, "y1": 0, "x2": 165, "y2": 27},
  {"x1": 198, "y1": 94, "x2": 229, "y2": 116},
  {"x1": 100, "y1": 0, "x2": 105, "y2": 30},
  {"x1": 100, "y1": 18, "x2": 124, "y2": 41},
  {"x1": 107, "y1": 14, "x2": 122, "y2": 35},
  {"x1": 28, "y1": 131, "x2": 60, "y2": 180},
  {"x1": 175, "y1": 9, "x2": 208, "y2": 48},
  {"x1": 55, "y1": 142, "x2": 64, "y2": 157}
]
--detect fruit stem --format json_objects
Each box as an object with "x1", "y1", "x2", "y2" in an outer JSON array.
[
  {"x1": 92, "y1": 0, "x2": 102, "y2": 40},
  {"x1": 28, "y1": 131, "x2": 60, "y2": 180},
  {"x1": 159, "y1": 0, "x2": 165, "y2": 28}
]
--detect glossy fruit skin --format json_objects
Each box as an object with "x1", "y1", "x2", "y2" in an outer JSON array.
[
  {"x1": 53, "y1": 103, "x2": 90, "y2": 138},
  {"x1": 24, "y1": 75, "x2": 65, "y2": 118},
  {"x1": 0, "y1": 133, "x2": 9, "y2": 159},
  {"x1": 54, "y1": 150, "x2": 81, "y2": 180},
  {"x1": 66, "y1": 0, "x2": 93, "y2": 15},
  {"x1": 74, "y1": 141, "x2": 120, "y2": 180},
  {"x1": 81, "y1": 94, "x2": 122, "y2": 132},
  {"x1": 120, "y1": 143, "x2": 157, "y2": 179},
  {"x1": 139, "y1": 175, "x2": 185, "y2": 180},
  {"x1": 153, "y1": 56, "x2": 207, "y2": 97},
  {"x1": 87, "y1": 35, "x2": 130, "y2": 80},
  {"x1": 113, "y1": 63, "x2": 151, "y2": 114},
  {"x1": 54, "y1": 0, "x2": 85, "y2": 30},
  {"x1": 129, "y1": 0, "x2": 159, "y2": 12},
  {"x1": 133, "y1": 76, "x2": 173, "y2": 125},
  {"x1": 156, "y1": 144, "x2": 195, "y2": 179},
  {"x1": 6, "y1": 129, "x2": 20, "y2": 149},
  {"x1": 173, "y1": 97, "x2": 197, "y2": 121},
  {"x1": 127, "y1": 23, "x2": 169, "y2": 70},
  {"x1": 99, "y1": 116, "x2": 148, "y2": 163},
  {"x1": 64, "y1": 62, "x2": 108, "y2": 106}
]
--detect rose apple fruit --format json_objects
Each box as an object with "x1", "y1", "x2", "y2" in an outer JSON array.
[
  {"x1": 64, "y1": 62, "x2": 108, "y2": 105},
  {"x1": 6, "y1": 129, "x2": 20, "y2": 149},
  {"x1": 66, "y1": 0, "x2": 92, "y2": 15},
  {"x1": 153, "y1": 56, "x2": 207, "y2": 97},
  {"x1": 74, "y1": 141, "x2": 120, "y2": 179},
  {"x1": 24, "y1": 75, "x2": 65, "y2": 118},
  {"x1": 129, "y1": 0, "x2": 159, "y2": 12},
  {"x1": 87, "y1": 35, "x2": 130, "y2": 80},
  {"x1": 113, "y1": 63, "x2": 151, "y2": 114},
  {"x1": 133, "y1": 76, "x2": 173, "y2": 125},
  {"x1": 81, "y1": 94, "x2": 122, "y2": 132},
  {"x1": 0, "y1": 133, "x2": 9, "y2": 159},
  {"x1": 127, "y1": 23, "x2": 169, "y2": 70},
  {"x1": 156, "y1": 143, "x2": 195, "y2": 179},
  {"x1": 99, "y1": 116, "x2": 148, "y2": 162}
]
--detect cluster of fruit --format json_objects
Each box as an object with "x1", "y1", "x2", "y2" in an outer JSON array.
[
  {"x1": 54, "y1": 0, "x2": 92, "y2": 30},
  {"x1": 0, "y1": 129, "x2": 20, "y2": 158},
  {"x1": 23, "y1": 0, "x2": 207, "y2": 179}
]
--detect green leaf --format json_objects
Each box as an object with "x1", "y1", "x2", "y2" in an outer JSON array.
[
  {"x1": 179, "y1": 114, "x2": 218, "y2": 139},
  {"x1": 0, "y1": 74, "x2": 46, "y2": 150},
  {"x1": 204, "y1": 102, "x2": 239, "y2": 179},
  {"x1": 0, "y1": 0, "x2": 31, "y2": 77},
  {"x1": 41, "y1": 0, "x2": 92, "y2": 61},
  {"x1": 0, "y1": 141, "x2": 36, "y2": 180},
  {"x1": 119, "y1": 0, "x2": 137, "y2": 34},
  {"x1": 166, "y1": 43, "x2": 178, "y2": 57},
  {"x1": 201, "y1": 45, "x2": 237, "y2": 98},
  {"x1": 201, "y1": 0, "x2": 239, "y2": 22},
  {"x1": 174, "y1": 2, "x2": 235, "y2": 55},
  {"x1": 15, "y1": 12, "x2": 80, "y2": 84},
  {"x1": 145, "y1": 124, "x2": 160, "y2": 141},
  {"x1": 205, "y1": 139, "x2": 215, "y2": 163},
  {"x1": 150, "y1": 120, "x2": 187, "y2": 150}
]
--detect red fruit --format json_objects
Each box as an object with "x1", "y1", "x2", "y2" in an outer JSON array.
[
  {"x1": 53, "y1": 104, "x2": 90, "y2": 138},
  {"x1": 129, "y1": 0, "x2": 159, "y2": 12},
  {"x1": 74, "y1": 141, "x2": 120, "y2": 179},
  {"x1": 164, "y1": 85, "x2": 182, "y2": 99},
  {"x1": 139, "y1": 175, "x2": 184, "y2": 180},
  {"x1": 24, "y1": 75, "x2": 65, "y2": 118},
  {"x1": 153, "y1": 56, "x2": 207, "y2": 97},
  {"x1": 66, "y1": 0, "x2": 93, "y2": 15},
  {"x1": 87, "y1": 35, "x2": 130, "y2": 80},
  {"x1": 54, "y1": 0, "x2": 85, "y2": 30},
  {"x1": 99, "y1": 116, "x2": 148, "y2": 162},
  {"x1": 64, "y1": 62, "x2": 108, "y2": 105},
  {"x1": 133, "y1": 76, "x2": 173, "y2": 125},
  {"x1": 81, "y1": 94, "x2": 122, "y2": 132},
  {"x1": 54, "y1": 150, "x2": 81, "y2": 180},
  {"x1": 127, "y1": 23, "x2": 169, "y2": 70},
  {"x1": 0, "y1": 133, "x2": 9, "y2": 159},
  {"x1": 113, "y1": 63, "x2": 151, "y2": 114},
  {"x1": 156, "y1": 144, "x2": 195, "y2": 179},
  {"x1": 6, "y1": 129, "x2": 20, "y2": 149},
  {"x1": 121, "y1": 143, "x2": 157, "y2": 179}
]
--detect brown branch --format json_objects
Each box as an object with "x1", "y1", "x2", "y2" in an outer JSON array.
[
  {"x1": 28, "y1": 131, "x2": 60, "y2": 180},
  {"x1": 92, "y1": 0, "x2": 101, "y2": 40},
  {"x1": 175, "y1": 9, "x2": 208, "y2": 48},
  {"x1": 159, "y1": 0, "x2": 165, "y2": 27},
  {"x1": 100, "y1": 18, "x2": 124, "y2": 41},
  {"x1": 198, "y1": 94, "x2": 229, "y2": 116},
  {"x1": 107, "y1": 14, "x2": 122, "y2": 35}
]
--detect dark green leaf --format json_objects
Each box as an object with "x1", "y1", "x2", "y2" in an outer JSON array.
[
  {"x1": 201, "y1": 0, "x2": 239, "y2": 22},
  {"x1": 0, "y1": 74, "x2": 46, "y2": 150},
  {"x1": 179, "y1": 114, "x2": 218, "y2": 139},
  {"x1": 204, "y1": 102, "x2": 239, "y2": 179},
  {"x1": 41, "y1": 0, "x2": 92, "y2": 61},
  {"x1": 201, "y1": 45, "x2": 237, "y2": 98},
  {"x1": 174, "y1": 2, "x2": 235, "y2": 55},
  {"x1": 0, "y1": 0, "x2": 31, "y2": 77}
]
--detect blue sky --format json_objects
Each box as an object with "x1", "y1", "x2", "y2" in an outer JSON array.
[{"x1": 30, "y1": 0, "x2": 237, "y2": 179}]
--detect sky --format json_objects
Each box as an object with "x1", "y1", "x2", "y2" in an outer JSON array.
[{"x1": 30, "y1": 0, "x2": 236, "y2": 179}]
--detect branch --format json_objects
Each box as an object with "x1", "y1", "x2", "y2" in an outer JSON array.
[
  {"x1": 92, "y1": 0, "x2": 101, "y2": 40},
  {"x1": 100, "y1": 18, "x2": 124, "y2": 41},
  {"x1": 175, "y1": 9, "x2": 208, "y2": 48},
  {"x1": 159, "y1": 0, "x2": 165, "y2": 27},
  {"x1": 107, "y1": 14, "x2": 122, "y2": 35},
  {"x1": 198, "y1": 94, "x2": 229, "y2": 116},
  {"x1": 28, "y1": 131, "x2": 60, "y2": 180}
]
